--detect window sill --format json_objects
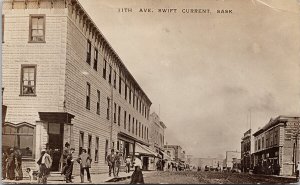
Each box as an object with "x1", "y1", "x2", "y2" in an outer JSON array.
[
  {"x1": 28, "y1": 41, "x2": 46, "y2": 43},
  {"x1": 19, "y1": 94, "x2": 37, "y2": 97},
  {"x1": 22, "y1": 158, "x2": 35, "y2": 161},
  {"x1": 94, "y1": 161, "x2": 98, "y2": 163}
]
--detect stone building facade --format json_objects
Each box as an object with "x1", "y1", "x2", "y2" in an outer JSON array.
[
  {"x1": 253, "y1": 116, "x2": 300, "y2": 176},
  {"x1": 2, "y1": 0, "x2": 152, "y2": 175}
]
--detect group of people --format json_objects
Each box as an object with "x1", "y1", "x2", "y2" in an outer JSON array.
[
  {"x1": 156, "y1": 159, "x2": 166, "y2": 171},
  {"x1": 106, "y1": 149, "x2": 122, "y2": 177},
  {"x1": 2, "y1": 148, "x2": 23, "y2": 181}
]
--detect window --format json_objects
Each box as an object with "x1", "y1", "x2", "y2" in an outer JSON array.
[
  {"x1": 255, "y1": 140, "x2": 257, "y2": 151},
  {"x1": 136, "y1": 120, "x2": 138, "y2": 136},
  {"x1": 86, "y1": 40, "x2": 91, "y2": 64},
  {"x1": 2, "y1": 15, "x2": 4, "y2": 43},
  {"x1": 97, "y1": 90, "x2": 100, "y2": 115},
  {"x1": 118, "y1": 106, "x2": 121, "y2": 126},
  {"x1": 136, "y1": 98, "x2": 139, "y2": 111},
  {"x1": 107, "y1": 97, "x2": 110, "y2": 120},
  {"x1": 125, "y1": 84, "x2": 127, "y2": 100},
  {"x1": 258, "y1": 139, "x2": 261, "y2": 150},
  {"x1": 124, "y1": 111, "x2": 127, "y2": 129},
  {"x1": 86, "y1": 83, "x2": 90, "y2": 110},
  {"x1": 79, "y1": 132, "x2": 84, "y2": 155},
  {"x1": 114, "y1": 103, "x2": 117, "y2": 123},
  {"x1": 21, "y1": 65, "x2": 36, "y2": 96},
  {"x1": 117, "y1": 141, "x2": 120, "y2": 150},
  {"x1": 262, "y1": 137, "x2": 264, "y2": 149},
  {"x1": 139, "y1": 101, "x2": 141, "y2": 113},
  {"x1": 105, "y1": 139, "x2": 108, "y2": 163},
  {"x1": 29, "y1": 15, "x2": 45, "y2": 42},
  {"x1": 108, "y1": 66, "x2": 112, "y2": 84},
  {"x1": 129, "y1": 90, "x2": 132, "y2": 104},
  {"x1": 95, "y1": 137, "x2": 99, "y2": 162},
  {"x1": 133, "y1": 93, "x2": 135, "y2": 108},
  {"x1": 132, "y1": 118, "x2": 135, "y2": 134},
  {"x1": 103, "y1": 59, "x2": 107, "y2": 79},
  {"x1": 139, "y1": 122, "x2": 141, "y2": 137},
  {"x1": 88, "y1": 135, "x2": 92, "y2": 157},
  {"x1": 119, "y1": 76, "x2": 122, "y2": 94},
  {"x1": 274, "y1": 131, "x2": 278, "y2": 145},
  {"x1": 113, "y1": 71, "x2": 116, "y2": 89},
  {"x1": 142, "y1": 124, "x2": 144, "y2": 138},
  {"x1": 128, "y1": 114, "x2": 131, "y2": 132},
  {"x1": 93, "y1": 49, "x2": 98, "y2": 71},
  {"x1": 3, "y1": 124, "x2": 35, "y2": 158}
]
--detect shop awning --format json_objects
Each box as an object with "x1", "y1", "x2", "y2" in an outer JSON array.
[
  {"x1": 38, "y1": 112, "x2": 75, "y2": 124},
  {"x1": 135, "y1": 142, "x2": 158, "y2": 157}
]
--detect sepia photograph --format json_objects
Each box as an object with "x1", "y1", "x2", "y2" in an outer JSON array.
[{"x1": 1, "y1": 0, "x2": 300, "y2": 184}]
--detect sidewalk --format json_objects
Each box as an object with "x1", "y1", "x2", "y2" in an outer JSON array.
[{"x1": 2, "y1": 171, "x2": 134, "y2": 184}]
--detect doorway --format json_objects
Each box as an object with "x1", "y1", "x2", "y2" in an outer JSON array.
[{"x1": 48, "y1": 123, "x2": 64, "y2": 171}]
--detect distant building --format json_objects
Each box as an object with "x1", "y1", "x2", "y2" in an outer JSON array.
[
  {"x1": 253, "y1": 116, "x2": 300, "y2": 176},
  {"x1": 164, "y1": 145, "x2": 183, "y2": 162},
  {"x1": 241, "y1": 129, "x2": 254, "y2": 172},
  {"x1": 225, "y1": 151, "x2": 241, "y2": 170},
  {"x1": 197, "y1": 157, "x2": 224, "y2": 170}
]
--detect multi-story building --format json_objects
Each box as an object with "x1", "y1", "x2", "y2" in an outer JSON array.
[
  {"x1": 225, "y1": 151, "x2": 241, "y2": 170},
  {"x1": 2, "y1": 0, "x2": 152, "y2": 175},
  {"x1": 253, "y1": 116, "x2": 300, "y2": 176},
  {"x1": 164, "y1": 145, "x2": 183, "y2": 162},
  {"x1": 149, "y1": 112, "x2": 167, "y2": 156},
  {"x1": 241, "y1": 129, "x2": 254, "y2": 172}
]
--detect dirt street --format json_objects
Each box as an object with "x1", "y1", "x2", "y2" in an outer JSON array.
[{"x1": 116, "y1": 171, "x2": 298, "y2": 184}]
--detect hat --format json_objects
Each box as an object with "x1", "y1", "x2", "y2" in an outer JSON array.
[
  {"x1": 41, "y1": 149, "x2": 46, "y2": 152},
  {"x1": 116, "y1": 150, "x2": 119, "y2": 153}
]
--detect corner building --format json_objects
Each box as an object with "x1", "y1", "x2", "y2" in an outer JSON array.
[{"x1": 2, "y1": 0, "x2": 152, "y2": 175}]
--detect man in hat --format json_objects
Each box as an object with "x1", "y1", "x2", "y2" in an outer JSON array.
[
  {"x1": 106, "y1": 149, "x2": 116, "y2": 177},
  {"x1": 62, "y1": 142, "x2": 70, "y2": 170},
  {"x1": 114, "y1": 150, "x2": 121, "y2": 177}
]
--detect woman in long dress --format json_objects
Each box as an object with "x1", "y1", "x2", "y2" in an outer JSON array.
[{"x1": 130, "y1": 155, "x2": 144, "y2": 184}]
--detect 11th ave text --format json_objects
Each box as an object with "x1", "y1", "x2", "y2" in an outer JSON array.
[{"x1": 118, "y1": 8, "x2": 233, "y2": 14}]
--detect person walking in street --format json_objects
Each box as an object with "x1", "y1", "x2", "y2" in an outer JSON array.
[
  {"x1": 130, "y1": 155, "x2": 144, "y2": 184},
  {"x1": 2, "y1": 150, "x2": 8, "y2": 180},
  {"x1": 14, "y1": 148, "x2": 23, "y2": 181},
  {"x1": 114, "y1": 150, "x2": 121, "y2": 177},
  {"x1": 106, "y1": 149, "x2": 116, "y2": 177},
  {"x1": 62, "y1": 142, "x2": 71, "y2": 170},
  {"x1": 37, "y1": 148, "x2": 52, "y2": 184},
  {"x1": 6, "y1": 148, "x2": 16, "y2": 180},
  {"x1": 76, "y1": 149, "x2": 92, "y2": 183},
  {"x1": 125, "y1": 156, "x2": 131, "y2": 173}
]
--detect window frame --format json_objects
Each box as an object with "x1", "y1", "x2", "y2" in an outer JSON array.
[
  {"x1": 79, "y1": 131, "x2": 84, "y2": 155},
  {"x1": 96, "y1": 90, "x2": 100, "y2": 115},
  {"x1": 20, "y1": 65, "x2": 37, "y2": 96},
  {"x1": 118, "y1": 106, "x2": 121, "y2": 126},
  {"x1": 124, "y1": 111, "x2": 127, "y2": 129},
  {"x1": 28, "y1": 14, "x2": 46, "y2": 43},
  {"x1": 86, "y1": 82, "x2": 91, "y2": 110},
  {"x1": 86, "y1": 40, "x2": 91, "y2": 65},
  {"x1": 93, "y1": 48, "x2": 98, "y2": 71},
  {"x1": 103, "y1": 59, "x2": 107, "y2": 79},
  {"x1": 107, "y1": 97, "x2": 110, "y2": 120},
  {"x1": 95, "y1": 137, "x2": 99, "y2": 162}
]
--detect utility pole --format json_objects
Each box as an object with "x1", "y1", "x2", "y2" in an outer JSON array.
[{"x1": 110, "y1": 81, "x2": 114, "y2": 150}]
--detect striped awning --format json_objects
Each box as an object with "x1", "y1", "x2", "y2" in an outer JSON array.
[{"x1": 135, "y1": 142, "x2": 158, "y2": 157}]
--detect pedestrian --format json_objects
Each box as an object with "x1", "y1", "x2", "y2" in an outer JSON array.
[
  {"x1": 62, "y1": 142, "x2": 70, "y2": 170},
  {"x1": 296, "y1": 161, "x2": 300, "y2": 182},
  {"x1": 114, "y1": 150, "x2": 121, "y2": 177},
  {"x1": 62, "y1": 148, "x2": 75, "y2": 183},
  {"x1": 125, "y1": 156, "x2": 131, "y2": 173},
  {"x1": 14, "y1": 148, "x2": 23, "y2": 181},
  {"x1": 130, "y1": 155, "x2": 144, "y2": 184},
  {"x1": 6, "y1": 148, "x2": 16, "y2": 180},
  {"x1": 161, "y1": 159, "x2": 166, "y2": 171},
  {"x1": 106, "y1": 149, "x2": 116, "y2": 177},
  {"x1": 156, "y1": 160, "x2": 161, "y2": 171},
  {"x1": 76, "y1": 149, "x2": 92, "y2": 183},
  {"x1": 37, "y1": 148, "x2": 52, "y2": 184},
  {"x1": 167, "y1": 161, "x2": 171, "y2": 171},
  {"x1": 2, "y1": 150, "x2": 8, "y2": 180}
]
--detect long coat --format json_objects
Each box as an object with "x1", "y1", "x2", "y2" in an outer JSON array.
[{"x1": 77, "y1": 153, "x2": 92, "y2": 169}]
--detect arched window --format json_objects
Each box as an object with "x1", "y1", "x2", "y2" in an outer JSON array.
[{"x1": 2, "y1": 123, "x2": 35, "y2": 158}]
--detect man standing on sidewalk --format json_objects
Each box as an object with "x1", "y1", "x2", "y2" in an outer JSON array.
[
  {"x1": 114, "y1": 150, "x2": 121, "y2": 177},
  {"x1": 125, "y1": 156, "x2": 131, "y2": 173},
  {"x1": 296, "y1": 161, "x2": 300, "y2": 182},
  {"x1": 106, "y1": 149, "x2": 116, "y2": 177}
]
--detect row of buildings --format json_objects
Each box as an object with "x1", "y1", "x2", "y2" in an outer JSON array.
[
  {"x1": 1, "y1": 0, "x2": 174, "y2": 175},
  {"x1": 241, "y1": 116, "x2": 300, "y2": 176}
]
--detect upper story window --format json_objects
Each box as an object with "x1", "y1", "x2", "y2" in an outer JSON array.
[
  {"x1": 114, "y1": 103, "x2": 117, "y2": 123},
  {"x1": 135, "y1": 120, "x2": 138, "y2": 136},
  {"x1": 103, "y1": 59, "x2": 107, "y2": 79},
  {"x1": 118, "y1": 106, "x2": 121, "y2": 126},
  {"x1": 129, "y1": 89, "x2": 132, "y2": 104},
  {"x1": 79, "y1": 132, "x2": 84, "y2": 155},
  {"x1": 125, "y1": 85, "x2": 127, "y2": 100},
  {"x1": 29, "y1": 15, "x2": 45, "y2": 43},
  {"x1": 108, "y1": 66, "x2": 112, "y2": 84},
  {"x1": 124, "y1": 111, "x2": 127, "y2": 129},
  {"x1": 88, "y1": 135, "x2": 92, "y2": 157},
  {"x1": 113, "y1": 71, "x2": 116, "y2": 89},
  {"x1": 128, "y1": 114, "x2": 131, "y2": 132},
  {"x1": 96, "y1": 90, "x2": 100, "y2": 115},
  {"x1": 107, "y1": 97, "x2": 110, "y2": 120},
  {"x1": 93, "y1": 49, "x2": 98, "y2": 71},
  {"x1": 21, "y1": 65, "x2": 36, "y2": 96},
  {"x1": 86, "y1": 83, "x2": 91, "y2": 110},
  {"x1": 139, "y1": 122, "x2": 141, "y2": 137},
  {"x1": 132, "y1": 118, "x2": 135, "y2": 134},
  {"x1": 119, "y1": 76, "x2": 122, "y2": 94},
  {"x1": 86, "y1": 40, "x2": 91, "y2": 65},
  {"x1": 133, "y1": 93, "x2": 135, "y2": 108}
]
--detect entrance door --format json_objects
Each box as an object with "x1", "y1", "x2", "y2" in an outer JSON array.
[
  {"x1": 143, "y1": 157, "x2": 149, "y2": 170},
  {"x1": 48, "y1": 123, "x2": 64, "y2": 171}
]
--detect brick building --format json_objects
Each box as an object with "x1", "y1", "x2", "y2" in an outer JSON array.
[
  {"x1": 241, "y1": 129, "x2": 254, "y2": 172},
  {"x1": 253, "y1": 116, "x2": 300, "y2": 176},
  {"x1": 2, "y1": 0, "x2": 152, "y2": 175}
]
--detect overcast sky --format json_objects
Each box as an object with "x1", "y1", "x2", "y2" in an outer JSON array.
[{"x1": 79, "y1": 0, "x2": 300, "y2": 158}]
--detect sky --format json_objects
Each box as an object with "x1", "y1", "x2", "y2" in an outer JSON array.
[{"x1": 78, "y1": 0, "x2": 300, "y2": 159}]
